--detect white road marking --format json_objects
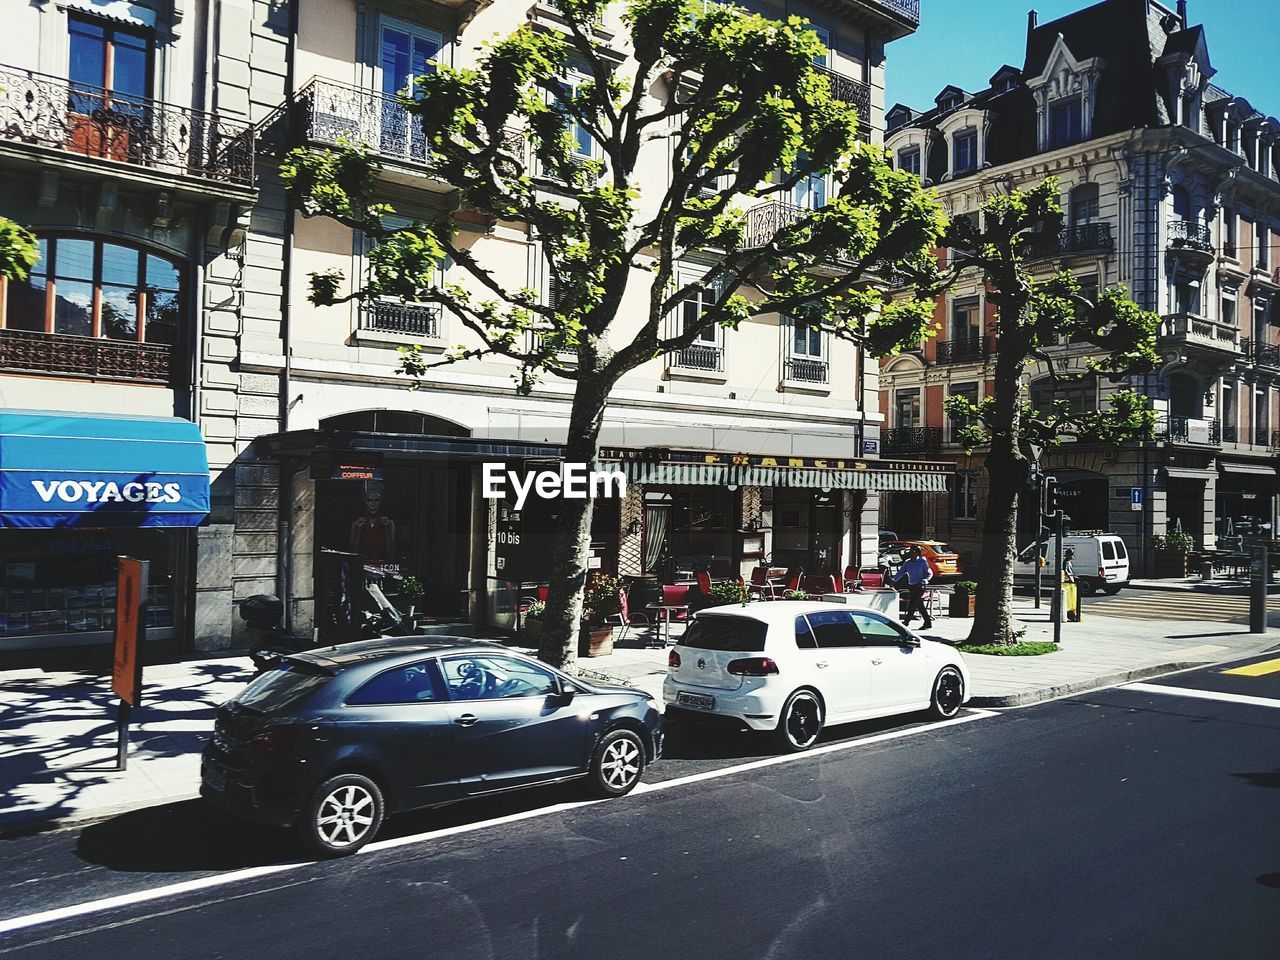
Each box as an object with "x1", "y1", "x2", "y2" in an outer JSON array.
[
  {"x1": 1122, "y1": 682, "x2": 1280, "y2": 710},
  {"x1": 0, "y1": 709, "x2": 997, "y2": 938}
]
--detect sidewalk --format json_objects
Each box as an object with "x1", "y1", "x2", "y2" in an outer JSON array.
[{"x1": 2, "y1": 603, "x2": 1275, "y2": 834}]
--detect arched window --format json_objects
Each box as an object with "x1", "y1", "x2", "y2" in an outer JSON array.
[
  {"x1": 1070, "y1": 183, "x2": 1100, "y2": 226},
  {"x1": 2, "y1": 236, "x2": 182, "y2": 344}
]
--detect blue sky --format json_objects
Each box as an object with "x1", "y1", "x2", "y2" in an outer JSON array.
[{"x1": 885, "y1": 0, "x2": 1280, "y2": 115}]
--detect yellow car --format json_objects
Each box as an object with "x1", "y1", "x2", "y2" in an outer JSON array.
[{"x1": 884, "y1": 540, "x2": 962, "y2": 580}]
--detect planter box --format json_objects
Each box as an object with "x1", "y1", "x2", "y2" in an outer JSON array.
[
  {"x1": 1152, "y1": 550, "x2": 1190, "y2": 578},
  {"x1": 578, "y1": 624, "x2": 614, "y2": 658},
  {"x1": 948, "y1": 593, "x2": 976, "y2": 618}
]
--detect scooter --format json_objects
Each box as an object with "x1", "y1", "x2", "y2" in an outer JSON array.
[{"x1": 242, "y1": 582, "x2": 415, "y2": 675}]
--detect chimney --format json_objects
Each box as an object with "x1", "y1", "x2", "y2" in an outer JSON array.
[
  {"x1": 1028, "y1": 9, "x2": 1039, "y2": 39},
  {"x1": 1177, "y1": 1, "x2": 1188, "y2": 28}
]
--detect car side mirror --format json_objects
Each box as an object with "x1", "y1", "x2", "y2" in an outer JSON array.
[
  {"x1": 555, "y1": 682, "x2": 579, "y2": 701},
  {"x1": 900, "y1": 634, "x2": 921, "y2": 647}
]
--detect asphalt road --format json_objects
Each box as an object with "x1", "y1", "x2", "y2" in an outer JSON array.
[{"x1": 2, "y1": 655, "x2": 1280, "y2": 959}]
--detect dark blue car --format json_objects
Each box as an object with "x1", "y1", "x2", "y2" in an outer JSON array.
[{"x1": 201, "y1": 638, "x2": 662, "y2": 857}]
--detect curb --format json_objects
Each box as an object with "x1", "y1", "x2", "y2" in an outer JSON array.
[
  {"x1": 0, "y1": 790, "x2": 201, "y2": 840},
  {"x1": 1126, "y1": 581, "x2": 1280, "y2": 597},
  {"x1": 969, "y1": 661, "x2": 1202, "y2": 707}
]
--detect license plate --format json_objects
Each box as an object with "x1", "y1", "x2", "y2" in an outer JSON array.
[
  {"x1": 676, "y1": 692, "x2": 715, "y2": 710},
  {"x1": 203, "y1": 763, "x2": 227, "y2": 792}
]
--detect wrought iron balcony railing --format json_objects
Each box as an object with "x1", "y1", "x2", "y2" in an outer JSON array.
[
  {"x1": 882, "y1": 426, "x2": 942, "y2": 454},
  {"x1": 1222, "y1": 423, "x2": 1238, "y2": 444},
  {"x1": 784, "y1": 357, "x2": 829, "y2": 384},
  {"x1": 876, "y1": 0, "x2": 921, "y2": 22},
  {"x1": 1024, "y1": 222, "x2": 1115, "y2": 259},
  {"x1": 1168, "y1": 219, "x2": 1214, "y2": 253},
  {"x1": 742, "y1": 200, "x2": 806, "y2": 251},
  {"x1": 814, "y1": 66, "x2": 871, "y2": 140},
  {"x1": 296, "y1": 77, "x2": 429, "y2": 166},
  {"x1": 0, "y1": 329, "x2": 172, "y2": 384},
  {"x1": 1158, "y1": 416, "x2": 1220, "y2": 446},
  {"x1": 359, "y1": 300, "x2": 441, "y2": 338},
  {"x1": 0, "y1": 63, "x2": 253, "y2": 186},
  {"x1": 1272, "y1": 430, "x2": 1280, "y2": 452},
  {"x1": 1241, "y1": 338, "x2": 1280, "y2": 368},
  {"x1": 934, "y1": 336, "x2": 990, "y2": 365},
  {"x1": 672, "y1": 343, "x2": 724, "y2": 372}
]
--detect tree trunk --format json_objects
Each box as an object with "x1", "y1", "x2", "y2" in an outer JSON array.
[
  {"x1": 537, "y1": 376, "x2": 610, "y2": 672},
  {"x1": 968, "y1": 326, "x2": 1027, "y2": 646}
]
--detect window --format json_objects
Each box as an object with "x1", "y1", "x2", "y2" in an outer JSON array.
[
  {"x1": 951, "y1": 297, "x2": 980, "y2": 342},
  {"x1": 1049, "y1": 97, "x2": 1083, "y2": 147},
  {"x1": 953, "y1": 130, "x2": 978, "y2": 173},
  {"x1": 683, "y1": 616, "x2": 768, "y2": 652},
  {"x1": 671, "y1": 267, "x2": 723, "y2": 370},
  {"x1": 1175, "y1": 280, "x2": 1201, "y2": 316},
  {"x1": 803, "y1": 610, "x2": 859, "y2": 648},
  {"x1": 1255, "y1": 387, "x2": 1270, "y2": 446},
  {"x1": 1172, "y1": 186, "x2": 1193, "y2": 221},
  {"x1": 1030, "y1": 376, "x2": 1097, "y2": 417},
  {"x1": 3, "y1": 236, "x2": 183, "y2": 343},
  {"x1": 440, "y1": 655, "x2": 559, "y2": 701},
  {"x1": 792, "y1": 153, "x2": 828, "y2": 210},
  {"x1": 849, "y1": 611, "x2": 910, "y2": 645},
  {"x1": 949, "y1": 382, "x2": 979, "y2": 443},
  {"x1": 1070, "y1": 183, "x2": 1100, "y2": 226},
  {"x1": 953, "y1": 471, "x2": 979, "y2": 519},
  {"x1": 348, "y1": 662, "x2": 444, "y2": 704},
  {"x1": 1223, "y1": 207, "x2": 1238, "y2": 259},
  {"x1": 898, "y1": 148, "x2": 921, "y2": 176},
  {"x1": 794, "y1": 616, "x2": 818, "y2": 650},
  {"x1": 554, "y1": 77, "x2": 595, "y2": 160},
  {"x1": 790, "y1": 314, "x2": 823, "y2": 359},
  {"x1": 1223, "y1": 380, "x2": 1238, "y2": 438},
  {"x1": 378, "y1": 21, "x2": 441, "y2": 161},
  {"x1": 68, "y1": 15, "x2": 151, "y2": 116},
  {"x1": 1101, "y1": 541, "x2": 1115, "y2": 561},
  {"x1": 1258, "y1": 226, "x2": 1272, "y2": 271},
  {"x1": 808, "y1": 24, "x2": 831, "y2": 68},
  {"x1": 895, "y1": 389, "x2": 920, "y2": 428}
]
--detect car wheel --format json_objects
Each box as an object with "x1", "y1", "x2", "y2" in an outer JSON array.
[
  {"x1": 1102, "y1": 584, "x2": 1122, "y2": 596},
  {"x1": 775, "y1": 689, "x2": 824, "y2": 752},
  {"x1": 1078, "y1": 579, "x2": 1100, "y2": 597},
  {"x1": 929, "y1": 667, "x2": 965, "y2": 720},
  {"x1": 588, "y1": 728, "x2": 646, "y2": 798},
  {"x1": 297, "y1": 773, "x2": 385, "y2": 858}
]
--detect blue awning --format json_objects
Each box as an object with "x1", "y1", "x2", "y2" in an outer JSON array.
[{"x1": 0, "y1": 411, "x2": 210, "y2": 528}]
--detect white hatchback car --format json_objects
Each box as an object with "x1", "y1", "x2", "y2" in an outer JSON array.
[{"x1": 663, "y1": 600, "x2": 971, "y2": 751}]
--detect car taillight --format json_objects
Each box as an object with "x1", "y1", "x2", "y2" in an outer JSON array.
[
  {"x1": 668, "y1": 649, "x2": 681, "y2": 668},
  {"x1": 727, "y1": 657, "x2": 779, "y2": 677},
  {"x1": 247, "y1": 727, "x2": 304, "y2": 756},
  {"x1": 1099, "y1": 567, "x2": 1109, "y2": 581}
]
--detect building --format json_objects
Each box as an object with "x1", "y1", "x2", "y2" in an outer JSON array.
[
  {"x1": 0, "y1": 0, "x2": 262, "y2": 665},
  {"x1": 217, "y1": 0, "x2": 938, "y2": 647},
  {"x1": 878, "y1": 0, "x2": 1280, "y2": 578}
]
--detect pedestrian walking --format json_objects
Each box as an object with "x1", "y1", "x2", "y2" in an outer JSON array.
[
  {"x1": 894, "y1": 546, "x2": 934, "y2": 629},
  {"x1": 1063, "y1": 548, "x2": 1076, "y2": 583}
]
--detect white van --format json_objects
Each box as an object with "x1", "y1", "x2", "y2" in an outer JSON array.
[{"x1": 1012, "y1": 533, "x2": 1131, "y2": 596}]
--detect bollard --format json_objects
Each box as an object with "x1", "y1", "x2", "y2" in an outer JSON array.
[{"x1": 1250, "y1": 546, "x2": 1268, "y2": 634}]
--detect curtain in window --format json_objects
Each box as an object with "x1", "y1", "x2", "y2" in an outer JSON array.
[{"x1": 644, "y1": 506, "x2": 669, "y2": 572}]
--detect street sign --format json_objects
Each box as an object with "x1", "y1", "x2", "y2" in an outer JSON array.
[{"x1": 1130, "y1": 488, "x2": 1143, "y2": 511}]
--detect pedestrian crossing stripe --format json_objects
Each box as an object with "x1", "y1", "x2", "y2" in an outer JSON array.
[
  {"x1": 1086, "y1": 593, "x2": 1262, "y2": 622},
  {"x1": 1222, "y1": 657, "x2": 1280, "y2": 677}
]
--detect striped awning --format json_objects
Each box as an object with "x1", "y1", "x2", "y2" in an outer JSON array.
[{"x1": 608, "y1": 461, "x2": 949, "y2": 492}]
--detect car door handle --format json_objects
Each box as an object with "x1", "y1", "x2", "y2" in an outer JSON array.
[
  {"x1": 454, "y1": 714, "x2": 478, "y2": 727},
  {"x1": 871, "y1": 658, "x2": 883, "y2": 666},
  {"x1": 815, "y1": 661, "x2": 829, "y2": 668}
]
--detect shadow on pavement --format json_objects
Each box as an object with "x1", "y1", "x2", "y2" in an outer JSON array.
[{"x1": 1232, "y1": 769, "x2": 1280, "y2": 789}]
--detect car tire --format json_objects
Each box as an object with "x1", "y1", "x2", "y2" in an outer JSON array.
[
  {"x1": 587, "y1": 728, "x2": 646, "y2": 799},
  {"x1": 774, "y1": 689, "x2": 824, "y2": 752},
  {"x1": 929, "y1": 667, "x2": 965, "y2": 720},
  {"x1": 297, "y1": 773, "x2": 385, "y2": 859},
  {"x1": 1078, "y1": 578, "x2": 1100, "y2": 597},
  {"x1": 1102, "y1": 584, "x2": 1122, "y2": 596}
]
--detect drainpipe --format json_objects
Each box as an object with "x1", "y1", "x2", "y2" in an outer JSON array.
[{"x1": 278, "y1": 0, "x2": 301, "y2": 627}]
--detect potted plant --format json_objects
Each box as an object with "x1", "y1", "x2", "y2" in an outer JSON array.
[
  {"x1": 701, "y1": 580, "x2": 750, "y2": 609},
  {"x1": 949, "y1": 580, "x2": 978, "y2": 618},
  {"x1": 523, "y1": 600, "x2": 545, "y2": 644},
  {"x1": 1151, "y1": 532, "x2": 1195, "y2": 578},
  {"x1": 783, "y1": 589, "x2": 809, "y2": 601},
  {"x1": 579, "y1": 572, "x2": 623, "y2": 658},
  {"x1": 397, "y1": 575, "x2": 424, "y2": 618}
]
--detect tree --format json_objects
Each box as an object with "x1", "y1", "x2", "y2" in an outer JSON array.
[
  {"x1": 942, "y1": 180, "x2": 1159, "y2": 645},
  {"x1": 282, "y1": 0, "x2": 946, "y2": 669},
  {"x1": 0, "y1": 217, "x2": 38, "y2": 283}
]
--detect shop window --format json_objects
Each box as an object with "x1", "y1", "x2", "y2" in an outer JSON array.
[
  {"x1": 3, "y1": 236, "x2": 183, "y2": 345},
  {"x1": 644, "y1": 487, "x2": 736, "y2": 579},
  {"x1": 953, "y1": 472, "x2": 979, "y2": 519},
  {"x1": 770, "y1": 488, "x2": 841, "y2": 575}
]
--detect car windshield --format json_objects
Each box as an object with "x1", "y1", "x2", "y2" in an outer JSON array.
[
  {"x1": 232, "y1": 663, "x2": 331, "y2": 714},
  {"x1": 680, "y1": 616, "x2": 768, "y2": 652}
]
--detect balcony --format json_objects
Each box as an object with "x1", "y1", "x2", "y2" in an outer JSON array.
[
  {"x1": 741, "y1": 200, "x2": 853, "y2": 267},
  {"x1": 1168, "y1": 219, "x2": 1215, "y2": 266},
  {"x1": 934, "y1": 336, "x2": 990, "y2": 365},
  {"x1": 1158, "y1": 416, "x2": 1220, "y2": 447},
  {"x1": 1272, "y1": 431, "x2": 1280, "y2": 452},
  {"x1": 882, "y1": 426, "x2": 942, "y2": 455},
  {"x1": 783, "y1": 357, "x2": 829, "y2": 384},
  {"x1": 839, "y1": 0, "x2": 920, "y2": 40},
  {"x1": 1222, "y1": 423, "x2": 1238, "y2": 444},
  {"x1": 294, "y1": 78, "x2": 433, "y2": 170},
  {"x1": 1240, "y1": 338, "x2": 1280, "y2": 368},
  {"x1": 814, "y1": 66, "x2": 871, "y2": 140},
  {"x1": 358, "y1": 300, "x2": 441, "y2": 339},
  {"x1": 0, "y1": 329, "x2": 171, "y2": 384},
  {"x1": 1159, "y1": 312, "x2": 1240, "y2": 355},
  {"x1": 0, "y1": 63, "x2": 253, "y2": 192},
  {"x1": 672, "y1": 343, "x2": 723, "y2": 372},
  {"x1": 1026, "y1": 222, "x2": 1115, "y2": 260}
]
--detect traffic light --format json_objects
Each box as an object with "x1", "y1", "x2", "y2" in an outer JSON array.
[{"x1": 1042, "y1": 476, "x2": 1059, "y2": 517}]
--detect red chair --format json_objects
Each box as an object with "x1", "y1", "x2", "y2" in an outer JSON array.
[
  {"x1": 661, "y1": 584, "x2": 691, "y2": 620},
  {"x1": 784, "y1": 567, "x2": 804, "y2": 593},
  {"x1": 749, "y1": 565, "x2": 781, "y2": 600},
  {"x1": 695, "y1": 569, "x2": 713, "y2": 598},
  {"x1": 613, "y1": 587, "x2": 652, "y2": 644},
  {"x1": 517, "y1": 584, "x2": 550, "y2": 627},
  {"x1": 805, "y1": 574, "x2": 839, "y2": 596},
  {"x1": 857, "y1": 568, "x2": 886, "y2": 590},
  {"x1": 843, "y1": 566, "x2": 860, "y2": 592}
]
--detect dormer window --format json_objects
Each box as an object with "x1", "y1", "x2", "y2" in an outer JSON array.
[
  {"x1": 1049, "y1": 97, "x2": 1083, "y2": 148},
  {"x1": 939, "y1": 94, "x2": 962, "y2": 114},
  {"x1": 953, "y1": 130, "x2": 978, "y2": 174},
  {"x1": 898, "y1": 147, "x2": 921, "y2": 176}
]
